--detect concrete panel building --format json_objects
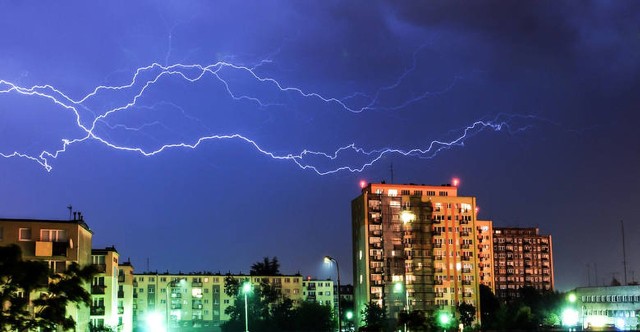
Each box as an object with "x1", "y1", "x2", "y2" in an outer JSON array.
[
  {"x1": 492, "y1": 227, "x2": 554, "y2": 300},
  {"x1": 352, "y1": 182, "x2": 482, "y2": 327}
]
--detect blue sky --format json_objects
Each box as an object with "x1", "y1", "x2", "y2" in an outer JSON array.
[{"x1": 1, "y1": 1, "x2": 639, "y2": 290}]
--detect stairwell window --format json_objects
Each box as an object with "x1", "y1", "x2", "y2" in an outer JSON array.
[{"x1": 41, "y1": 229, "x2": 67, "y2": 242}]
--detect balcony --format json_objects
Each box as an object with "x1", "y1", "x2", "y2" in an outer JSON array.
[
  {"x1": 432, "y1": 243, "x2": 442, "y2": 248},
  {"x1": 171, "y1": 304, "x2": 182, "y2": 310},
  {"x1": 433, "y1": 279, "x2": 443, "y2": 285},
  {"x1": 461, "y1": 244, "x2": 470, "y2": 249},
  {"x1": 118, "y1": 275, "x2": 125, "y2": 283},
  {"x1": 118, "y1": 290, "x2": 125, "y2": 298},
  {"x1": 90, "y1": 306, "x2": 106, "y2": 316},
  {"x1": 462, "y1": 280, "x2": 472, "y2": 285},
  {"x1": 462, "y1": 268, "x2": 471, "y2": 274},
  {"x1": 192, "y1": 282, "x2": 203, "y2": 287},
  {"x1": 91, "y1": 285, "x2": 106, "y2": 295},
  {"x1": 460, "y1": 231, "x2": 470, "y2": 237},
  {"x1": 94, "y1": 264, "x2": 107, "y2": 273},
  {"x1": 118, "y1": 306, "x2": 124, "y2": 315},
  {"x1": 461, "y1": 256, "x2": 470, "y2": 261}
]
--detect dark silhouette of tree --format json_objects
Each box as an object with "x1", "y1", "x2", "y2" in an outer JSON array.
[
  {"x1": 457, "y1": 302, "x2": 476, "y2": 328},
  {"x1": 292, "y1": 301, "x2": 333, "y2": 332},
  {"x1": 397, "y1": 310, "x2": 427, "y2": 331},
  {"x1": 361, "y1": 301, "x2": 387, "y2": 331},
  {"x1": 250, "y1": 257, "x2": 280, "y2": 276},
  {"x1": 0, "y1": 245, "x2": 96, "y2": 331},
  {"x1": 479, "y1": 284, "x2": 500, "y2": 329}
]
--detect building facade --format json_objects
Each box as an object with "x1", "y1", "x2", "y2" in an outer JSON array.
[
  {"x1": 0, "y1": 216, "x2": 93, "y2": 331},
  {"x1": 352, "y1": 182, "x2": 482, "y2": 327},
  {"x1": 476, "y1": 220, "x2": 495, "y2": 293},
  {"x1": 131, "y1": 273, "x2": 332, "y2": 330},
  {"x1": 573, "y1": 285, "x2": 640, "y2": 330},
  {"x1": 90, "y1": 246, "x2": 135, "y2": 332},
  {"x1": 492, "y1": 227, "x2": 554, "y2": 300}
]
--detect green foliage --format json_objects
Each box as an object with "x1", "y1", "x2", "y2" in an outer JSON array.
[
  {"x1": 0, "y1": 245, "x2": 96, "y2": 331},
  {"x1": 397, "y1": 310, "x2": 427, "y2": 331},
  {"x1": 457, "y1": 302, "x2": 476, "y2": 327},
  {"x1": 221, "y1": 271, "x2": 332, "y2": 331},
  {"x1": 479, "y1": 284, "x2": 500, "y2": 329},
  {"x1": 250, "y1": 256, "x2": 281, "y2": 276},
  {"x1": 361, "y1": 301, "x2": 387, "y2": 331}
]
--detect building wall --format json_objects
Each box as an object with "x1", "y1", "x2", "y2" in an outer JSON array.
[
  {"x1": 352, "y1": 183, "x2": 483, "y2": 328},
  {"x1": 574, "y1": 285, "x2": 640, "y2": 330},
  {"x1": 132, "y1": 273, "x2": 330, "y2": 330},
  {"x1": 476, "y1": 220, "x2": 495, "y2": 293},
  {"x1": 492, "y1": 227, "x2": 554, "y2": 300},
  {"x1": 90, "y1": 248, "x2": 134, "y2": 332},
  {"x1": 0, "y1": 218, "x2": 93, "y2": 332}
]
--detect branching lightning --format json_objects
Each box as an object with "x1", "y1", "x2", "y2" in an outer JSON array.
[{"x1": 0, "y1": 57, "x2": 539, "y2": 174}]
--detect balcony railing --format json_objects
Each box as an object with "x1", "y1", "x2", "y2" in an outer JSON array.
[
  {"x1": 90, "y1": 306, "x2": 106, "y2": 316},
  {"x1": 91, "y1": 285, "x2": 106, "y2": 294}
]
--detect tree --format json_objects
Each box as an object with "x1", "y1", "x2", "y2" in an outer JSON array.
[
  {"x1": 250, "y1": 256, "x2": 281, "y2": 276},
  {"x1": 293, "y1": 301, "x2": 333, "y2": 332},
  {"x1": 397, "y1": 310, "x2": 427, "y2": 331},
  {"x1": 0, "y1": 245, "x2": 96, "y2": 331},
  {"x1": 479, "y1": 284, "x2": 500, "y2": 330},
  {"x1": 457, "y1": 303, "x2": 476, "y2": 328},
  {"x1": 361, "y1": 301, "x2": 387, "y2": 331}
]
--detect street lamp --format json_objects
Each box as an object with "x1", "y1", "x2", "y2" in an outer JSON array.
[
  {"x1": 242, "y1": 281, "x2": 252, "y2": 332},
  {"x1": 324, "y1": 256, "x2": 342, "y2": 332}
]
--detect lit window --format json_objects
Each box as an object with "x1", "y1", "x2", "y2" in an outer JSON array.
[{"x1": 388, "y1": 189, "x2": 398, "y2": 196}]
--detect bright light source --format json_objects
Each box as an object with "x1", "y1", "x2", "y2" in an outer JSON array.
[
  {"x1": 567, "y1": 293, "x2": 577, "y2": 303},
  {"x1": 346, "y1": 310, "x2": 354, "y2": 320},
  {"x1": 562, "y1": 308, "x2": 579, "y2": 327},
  {"x1": 359, "y1": 180, "x2": 367, "y2": 189},
  {"x1": 452, "y1": 178, "x2": 460, "y2": 186},
  {"x1": 615, "y1": 318, "x2": 625, "y2": 330},
  {"x1": 324, "y1": 256, "x2": 334, "y2": 264},
  {"x1": 400, "y1": 210, "x2": 415, "y2": 223},
  {"x1": 145, "y1": 311, "x2": 166, "y2": 332},
  {"x1": 242, "y1": 282, "x2": 252, "y2": 294},
  {"x1": 438, "y1": 312, "x2": 451, "y2": 327},
  {"x1": 393, "y1": 282, "x2": 403, "y2": 293}
]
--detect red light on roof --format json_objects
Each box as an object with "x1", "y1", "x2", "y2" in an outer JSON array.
[
  {"x1": 475, "y1": 207, "x2": 480, "y2": 214},
  {"x1": 359, "y1": 180, "x2": 367, "y2": 189},
  {"x1": 452, "y1": 177, "x2": 460, "y2": 187}
]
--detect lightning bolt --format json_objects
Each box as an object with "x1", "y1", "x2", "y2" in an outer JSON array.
[{"x1": 0, "y1": 57, "x2": 541, "y2": 174}]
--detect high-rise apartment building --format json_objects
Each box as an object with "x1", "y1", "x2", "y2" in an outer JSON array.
[
  {"x1": 131, "y1": 273, "x2": 332, "y2": 330},
  {"x1": 352, "y1": 182, "x2": 482, "y2": 327},
  {"x1": 0, "y1": 216, "x2": 93, "y2": 331},
  {"x1": 492, "y1": 227, "x2": 554, "y2": 300},
  {"x1": 90, "y1": 246, "x2": 135, "y2": 332},
  {"x1": 476, "y1": 220, "x2": 495, "y2": 292}
]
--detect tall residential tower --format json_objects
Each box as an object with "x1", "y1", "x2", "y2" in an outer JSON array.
[{"x1": 352, "y1": 182, "x2": 482, "y2": 327}]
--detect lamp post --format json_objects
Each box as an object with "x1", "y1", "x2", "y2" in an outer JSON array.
[
  {"x1": 242, "y1": 281, "x2": 252, "y2": 332},
  {"x1": 325, "y1": 256, "x2": 342, "y2": 332}
]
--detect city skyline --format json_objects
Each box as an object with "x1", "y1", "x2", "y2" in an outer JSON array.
[{"x1": 1, "y1": 1, "x2": 639, "y2": 292}]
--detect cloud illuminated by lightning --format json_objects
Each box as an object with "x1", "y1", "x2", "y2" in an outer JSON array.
[{"x1": 0, "y1": 59, "x2": 539, "y2": 174}]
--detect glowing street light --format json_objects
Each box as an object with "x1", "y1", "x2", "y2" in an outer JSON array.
[
  {"x1": 242, "y1": 281, "x2": 252, "y2": 332},
  {"x1": 437, "y1": 311, "x2": 452, "y2": 332},
  {"x1": 324, "y1": 256, "x2": 342, "y2": 332}
]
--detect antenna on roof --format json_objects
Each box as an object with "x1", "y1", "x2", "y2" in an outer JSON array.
[
  {"x1": 390, "y1": 163, "x2": 394, "y2": 184},
  {"x1": 622, "y1": 220, "x2": 628, "y2": 285}
]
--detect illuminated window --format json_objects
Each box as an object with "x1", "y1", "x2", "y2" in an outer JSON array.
[
  {"x1": 19, "y1": 228, "x2": 31, "y2": 241},
  {"x1": 388, "y1": 189, "x2": 398, "y2": 196},
  {"x1": 40, "y1": 229, "x2": 67, "y2": 242}
]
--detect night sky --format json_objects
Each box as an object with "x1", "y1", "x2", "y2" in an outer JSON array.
[{"x1": 1, "y1": 1, "x2": 639, "y2": 291}]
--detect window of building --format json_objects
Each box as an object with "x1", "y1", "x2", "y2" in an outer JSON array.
[
  {"x1": 19, "y1": 228, "x2": 31, "y2": 241},
  {"x1": 388, "y1": 189, "x2": 398, "y2": 196},
  {"x1": 0, "y1": 227, "x2": 3, "y2": 241}
]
